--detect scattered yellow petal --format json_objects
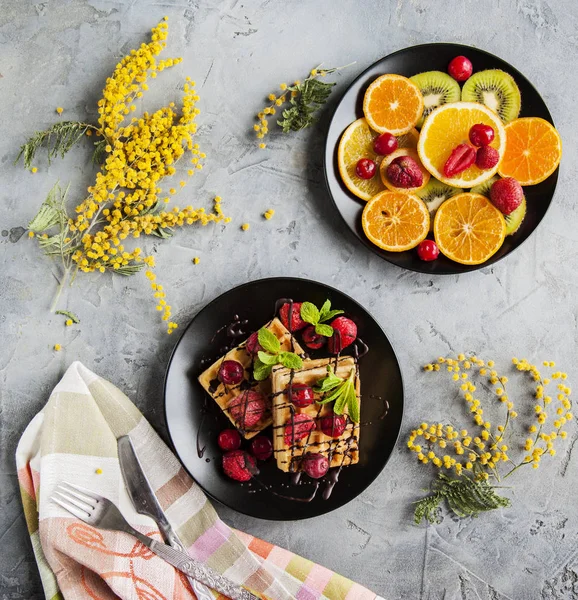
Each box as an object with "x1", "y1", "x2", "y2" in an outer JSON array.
[
  {"x1": 193, "y1": 256, "x2": 200, "y2": 265},
  {"x1": 95, "y1": 468, "x2": 103, "y2": 475},
  {"x1": 65, "y1": 319, "x2": 73, "y2": 326},
  {"x1": 54, "y1": 344, "x2": 62, "y2": 351},
  {"x1": 31, "y1": 167, "x2": 38, "y2": 173},
  {"x1": 241, "y1": 223, "x2": 250, "y2": 231},
  {"x1": 56, "y1": 107, "x2": 63, "y2": 114}
]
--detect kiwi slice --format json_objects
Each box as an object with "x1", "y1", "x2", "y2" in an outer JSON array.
[
  {"x1": 410, "y1": 71, "x2": 461, "y2": 127},
  {"x1": 472, "y1": 176, "x2": 526, "y2": 235},
  {"x1": 471, "y1": 175, "x2": 499, "y2": 198},
  {"x1": 461, "y1": 70, "x2": 521, "y2": 123},
  {"x1": 503, "y1": 198, "x2": 526, "y2": 235},
  {"x1": 416, "y1": 178, "x2": 463, "y2": 229}
]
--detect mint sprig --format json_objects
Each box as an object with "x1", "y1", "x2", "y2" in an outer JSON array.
[
  {"x1": 313, "y1": 365, "x2": 360, "y2": 423},
  {"x1": 253, "y1": 327, "x2": 303, "y2": 380},
  {"x1": 300, "y1": 299, "x2": 344, "y2": 338}
]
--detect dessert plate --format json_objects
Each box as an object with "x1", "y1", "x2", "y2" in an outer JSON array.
[
  {"x1": 324, "y1": 43, "x2": 559, "y2": 275},
  {"x1": 164, "y1": 277, "x2": 404, "y2": 520}
]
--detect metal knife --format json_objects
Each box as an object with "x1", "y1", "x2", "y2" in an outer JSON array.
[{"x1": 118, "y1": 435, "x2": 257, "y2": 600}]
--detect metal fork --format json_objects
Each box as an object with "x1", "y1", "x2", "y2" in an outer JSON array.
[{"x1": 51, "y1": 482, "x2": 259, "y2": 600}]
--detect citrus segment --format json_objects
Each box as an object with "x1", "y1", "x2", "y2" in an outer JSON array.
[
  {"x1": 379, "y1": 148, "x2": 430, "y2": 192},
  {"x1": 363, "y1": 74, "x2": 424, "y2": 135},
  {"x1": 337, "y1": 118, "x2": 386, "y2": 200},
  {"x1": 362, "y1": 191, "x2": 430, "y2": 252},
  {"x1": 498, "y1": 117, "x2": 562, "y2": 185},
  {"x1": 433, "y1": 193, "x2": 506, "y2": 265},
  {"x1": 418, "y1": 102, "x2": 506, "y2": 188},
  {"x1": 396, "y1": 128, "x2": 420, "y2": 150}
]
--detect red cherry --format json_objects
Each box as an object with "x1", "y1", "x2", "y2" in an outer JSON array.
[
  {"x1": 250, "y1": 436, "x2": 273, "y2": 461},
  {"x1": 302, "y1": 325, "x2": 326, "y2": 350},
  {"x1": 218, "y1": 360, "x2": 244, "y2": 385},
  {"x1": 302, "y1": 453, "x2": 329, "y2": 479},
  {"x1": 469, "y1": 123, "x2": 495, "y2": 147},
  {"x1": 218, "y1": 429, "x2": 242, "y2": 451},
  {"x1": 475, "y1": 146, "x2": 500, "y2": 170},
  {"x1": 355, "y1": 158, "x2": 376, "y2": 179},
  {"x1": 448, "y1": 56, "x2": 473, "y2": 82},
  {"x1": 287, "y1": 383, "x2": 315, "y2": 407},
  {"x1": 373, "y1": 132, "x2": 398, "y2": 155},
  {"x1": 417, "y1": 240, "x2": 439, "y2": 262}
]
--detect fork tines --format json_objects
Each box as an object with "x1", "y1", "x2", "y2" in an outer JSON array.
[{"x1": 51, "y1": 481, "x2": 99, "y2": 520}]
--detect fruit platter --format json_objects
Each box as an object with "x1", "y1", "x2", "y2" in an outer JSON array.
[
  {"x1": 164, "y1": 277, "x2": 404, "y2": 520},
  {"x1": 324, "y1": 43, "x2": 562, "y2": 274}
]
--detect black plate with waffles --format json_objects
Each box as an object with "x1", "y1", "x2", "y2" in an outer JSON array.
[{"x1": 164, "y1": 277, "x2": 404, "y2": 520}]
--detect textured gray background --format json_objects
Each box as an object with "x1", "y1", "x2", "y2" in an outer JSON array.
[{"x1": 1, "y1": 0, "x2": 578, "y2": 598}]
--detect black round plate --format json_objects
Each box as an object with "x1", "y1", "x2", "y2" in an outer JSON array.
[
  {"x1": 164, "y1": 277, "x2": 404, "y2": 520},
  {"x1": 324, "y1": 43, "x2": 559, "y2": 275}
]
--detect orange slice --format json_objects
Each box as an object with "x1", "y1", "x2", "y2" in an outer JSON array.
[
  {"x1": 363, "y1": 74, "x2": 424, "y2": 135},
  {"x1": 338, "y1": 118, "x2": 386, "y2": 201},
  {"x1": 380, "y1": 148, "x2": 431, "y2": 192},
  {"x1": 396, "y1": 128, "x2": 420, "y2": 150},
  {"x1": 434, "y1": 193, "x2": 506, "y2": 265},
  {"x1": 362, "y1": 191, "x2": 430, "y2": 252},
  {"x1": 498, "y1": 117, "x2": 562, "y2": 185},
  {"x1": 418, "y1": 102, "x2": 506, "y2": 188}
]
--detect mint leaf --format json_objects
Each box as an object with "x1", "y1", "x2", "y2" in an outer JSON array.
[
  {"x1": 333, "y1": 382, "x2": 350, "y2": 415},
  {"x1": 315, "y1": 323, "x2": 333, "y2": 337},
  {"x1": 254, "y1": 358, "x2": 273, "y2": 381},
  {"x1": 300, "y1": 302, "x2": 320, "y2": 326},
  {"x1": 258, "y1": 327, "x2": 280, "y2": 355},
  {"x1": 319, "y1": 299, "x2": 332, "y2": 317},
  {"x1": 257, "y1": 351, "x2": 278, "y2": 365},
  {"x1": 278, "y1": 351, "x2": 303, "y2": 370},
  {"x1": 319, "y1": 309, "x2": 344, "y2": 323},
  {"x1": 314, "y1": 366, "x2": 343, "y2": 394},
  {"x1": 346, "y1": 383, "x2": 360, "y2": 423}
]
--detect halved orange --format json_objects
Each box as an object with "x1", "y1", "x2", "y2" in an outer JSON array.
[
  {"x1": 362, "y1": 191, "x2": 430, "y2": 252},
  {"x1": 498, "y1": 117, "x2": 562, "y2": 185},
  {"x1": 338, "y1": 118, "x2": 386, "y2": 200},
  {"x1": 380, "y1": 148, "x2": 431, "y2": 192},
  {"x1": 418, "y1": 102, "x2": 506, "y2": 188},
  {"x1": 434, "y1": 193, "x2": 506, "y2": 265},
  {"x1": 363, "y1": 74, "x2": 424, "y2": 135}
]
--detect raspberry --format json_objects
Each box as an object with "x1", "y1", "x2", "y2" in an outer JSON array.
[
  {"x1": 475, "y1": 146, "x2": 500, "y2": 170},
  {"x1": 284, "y1": 413, "x2": 315, "y2": 446},
  {"x1": 227, "y1": 390, "x2": 267, "y2": 430},
  {"x1": 328, "y1": 317, "x2": 357, "y2": 354},
  {"x1": 279, "y1": 302, "x2": 307, "y2": 332},
  {"x1": 386, "y1": 155, "x2": 423, "y2": 188},
  {"x1": 222, "y1": 450, "x2": 258, "y2": 482}
]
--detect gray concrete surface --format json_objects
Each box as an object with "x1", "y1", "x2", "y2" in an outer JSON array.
[{"x1": 2, "y1": 1, "x2": 578, "y2": 598}]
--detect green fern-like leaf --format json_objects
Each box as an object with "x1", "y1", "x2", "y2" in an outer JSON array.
[
  {"x1": 414, "y1": 473, "x2": 511, "y2": 524},
  {"x1": 92, "y1": 139, "x2": 107, "y2": 165},
  {"x1": 113, "y1": 263, "x2": 145, "y2": 276},
  {"x1": 16, "y1": 121, "x2": 96, "y2": 169}
]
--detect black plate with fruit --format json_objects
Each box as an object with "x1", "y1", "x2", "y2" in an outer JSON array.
[
  {"x1": 324, "y1": 43, "x2": 559, "y2": 275},
  {"x1": 164, "y1": 277, "x2": 404, "y2": 520}
]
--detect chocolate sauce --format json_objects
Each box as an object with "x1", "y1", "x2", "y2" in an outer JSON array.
[{"x1": 196, "y1": 398, "x2": 208, "y2": 458}]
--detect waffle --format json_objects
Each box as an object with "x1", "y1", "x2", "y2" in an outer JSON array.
[
  {"x1": 198, "y1": 318, "x2": 304, "y2": 439},
  {"x1": 271, "y1": 356, "x2": 360, "y2": 472}
]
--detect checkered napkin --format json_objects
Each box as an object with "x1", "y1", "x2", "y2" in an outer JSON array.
[{"x1": 16, "y1": 361, "x2": 383, "y2": 600}]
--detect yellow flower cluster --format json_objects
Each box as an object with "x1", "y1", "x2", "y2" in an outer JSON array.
[
  {"x1": 43, "y1": 20, "x2": 231, "y2": 333},
  {"x1": 412, "y1": 354, "x2": 573, "y2": 482},
  {"x1": 263, "y1": 208, "x2": 275, "y2": 220},
  {"x1": 513, "y1": 358, "x2": 573, "y2": 469}
]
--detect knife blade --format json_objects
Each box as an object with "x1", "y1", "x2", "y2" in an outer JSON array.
[{"x1": 118, "y1": 435, "x2": 254, "y2": 600}]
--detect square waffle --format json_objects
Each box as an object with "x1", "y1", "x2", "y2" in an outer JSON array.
[
  {"x1": 271, "y1": 356, "x2": 360, "y2": 472},
  {"x1": 198, "y1": 317, "x2": 304, "y2": 439}
]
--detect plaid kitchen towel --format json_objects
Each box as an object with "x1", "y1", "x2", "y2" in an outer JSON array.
[{"x1": 16, "y1": 361, "x2": 384, "y2": 600}]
